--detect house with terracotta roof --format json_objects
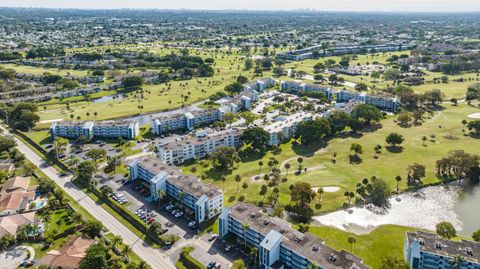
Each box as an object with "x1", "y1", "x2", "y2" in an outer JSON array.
[
  {"x1": 40, "y1": 235, "x2": 95, "y2": 269},
  {"x1": 0, "y1": 176, "x2": 36, "y2": 216},
  {"x1": 0, "y1": 212, "x2": 36, "y2": 238}
]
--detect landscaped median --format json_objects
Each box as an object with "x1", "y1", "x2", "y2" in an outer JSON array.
[{"x1": 176, "y1": 247, "x2": 206, "y2": 269}]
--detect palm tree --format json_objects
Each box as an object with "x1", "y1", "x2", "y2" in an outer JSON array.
[
  {"x1": 317, "y1": 187, "x2": 324, "y2": 202},
  {"x1": 242, "y1": 181, "x2": 249, "y2": 197},
  {"x1": 250, "y1": 247, "x2": 258, "y2": 269},
  {"x1": 111, "y1": 234, "x2": 122, "y2": 250},
  {"x1": 285, "y1": 163, "x2": 291, "y2": 176},
  {"x1": 235, "y1": 174, "x2": 242, "y2": 193},
  {"x1": 157, "y1": 189, "x2": 166, "y2": 205},
  {"x1": 297, "y1": 157, "x2": 304, "y2": 172},
  {"x1": 93, "y1": 111, "x2": 98, "y2": 119},
  {"x1": 121, "y1": 245, "x2": 131, "y2": 258},
  {"x1": 258, "y1": 161, "x2": 263, "y2": 174},
  {"x1": 178, "y1": 191, "x2": 186, "y2": 211},
  {"x1": 137, "y1": 261, "x2": 149, "y2": 269},
  {"x1": 449, "y1": 255, "x2": 466, "y2": 269},
  {"x1": 422, "y1": 136, "x2": 428, "y2": 146},
  {"x1": 347, "y1": 235, "x2": 357, "y2": 253},
  {"x1": 242, "y1": 224, "x2": 250, "y2": 249},
  {"x1": 72, "y1": 212, "x2": 83, "y2": 224},
  {"x1": 221, "y1": 176, "x2": 226, "y2": 191},
  {"x1": 395, "y1": 176, "x2": 402, "y2": 191}
]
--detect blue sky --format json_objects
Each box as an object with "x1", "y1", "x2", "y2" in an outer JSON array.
[{"x1": 1, "y1": 0, "x2": 480, "y2": 12}]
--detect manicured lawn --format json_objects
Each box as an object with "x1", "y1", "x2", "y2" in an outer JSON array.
[
  {"x1": 181, "y1": 102, "x2": 480, "y2": 213},
  {"x1": 0, "y1": 63, "x2": 89, "y2": 76},
  {"x1": 304, "y1": 224, "x2": 416, "y2": 269},
  {"x1": 42, "y1": 209, "x2": 78, "y2": 237}
]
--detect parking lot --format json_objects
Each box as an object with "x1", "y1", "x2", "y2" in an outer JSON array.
[{"x1": 97, "y1": 170, "x2": 250, "y2": 268}]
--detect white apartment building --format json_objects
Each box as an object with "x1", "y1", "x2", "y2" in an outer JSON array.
[
  {"x1": 336, "y1": 89, "x2": 399, "y2": 112},
  {"x1": 281, "y1": 81, "x2": 334, "y2": 99},
  {"x1": 157, "y1": 128, "x2": 244, "y2": 165},
  {"x1": 263, "y1": 112, "x2": 313, "y2": 146},
  {"x1": 150, "y1": 108, "x2": 222, "y2": 135},
  {"x1": 129, "y1": 157, "x2": 223, "y2": 223},
  {"x1": 50, "y1": 120, "x2": 139, "y2": 140}
]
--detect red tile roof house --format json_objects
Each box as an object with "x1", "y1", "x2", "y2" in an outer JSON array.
[
  {"x1": 0, "y1": 212, "x2": 36, "y2": 238},
  {"x1": 40, "y1": 235, "x2": 95, "y2": 269},
  {"x1": 0, "y1": 176, "x2": 37, "y2": 216}
]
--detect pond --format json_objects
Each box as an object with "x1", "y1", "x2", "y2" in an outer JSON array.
[
  {"x1": 314, "y1": 183, "x2": 480, "y2": 236},
  {"x1": 92, "y1": 94, "x2": 125, "y2": 103}
]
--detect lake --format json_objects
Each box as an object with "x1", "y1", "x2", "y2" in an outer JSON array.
[{"x1": 314, "y1": 183, "x2": 480, "y2": 236}]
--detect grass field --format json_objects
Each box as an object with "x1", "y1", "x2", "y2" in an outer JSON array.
[
  {"x1": 0, "y1": 63, "x2": 89, "y2": 76},
  {"x1": 181, "y1": 102, "x2": 480, "y2": 213}
]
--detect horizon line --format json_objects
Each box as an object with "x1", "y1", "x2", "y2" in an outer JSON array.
[{"x1": 1, "y1": 6, "x2": 480, "y2": 13}]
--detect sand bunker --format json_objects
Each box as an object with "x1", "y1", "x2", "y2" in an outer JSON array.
[
  {"x1": 312, "y1": 186, "x2": 340, "y2": 193},
  {"x1": 468, "y1": 113, "x2": 480, "y2": 119}
]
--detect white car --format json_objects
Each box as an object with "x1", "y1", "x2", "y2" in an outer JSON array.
[
  {"x1": 174, "y1": 212, "x2": 183, "y2": 218},
  {"x1": 188, "y1": 221, "x2": 197, "y2": 227},
  {"x1": 208, "y1": 234, "x2": 218, "y2": 241}
]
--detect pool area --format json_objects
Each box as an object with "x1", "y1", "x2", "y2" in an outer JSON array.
[{"x1": 33, "y1": 199, "x2": 47, "y2": 209}]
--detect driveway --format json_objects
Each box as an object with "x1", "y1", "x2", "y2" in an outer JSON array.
[{"x1": 0, "y1": 246, "x2": 34, "y2": 269}]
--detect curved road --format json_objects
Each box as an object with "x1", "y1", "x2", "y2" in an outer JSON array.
[{"x1": 0, "y1": 125, "x2": 174, "y2": 269}]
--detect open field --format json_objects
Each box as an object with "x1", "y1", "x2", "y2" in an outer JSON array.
[
  {"x1": 181, "y1": 102, "x2": 480, "y2": 213},
  {"x1": 0, "y1": 63, "x2": 89, "y2": 76}
]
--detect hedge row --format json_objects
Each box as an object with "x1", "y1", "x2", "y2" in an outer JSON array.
[{"x1": 179, "y1": 247, "x2": 206, "y2": 269}]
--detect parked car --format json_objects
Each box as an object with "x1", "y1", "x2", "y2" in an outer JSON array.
[
  {"x1": 174, "y1": 212, "x2": 183, "y2": 218},
  {"x1": 166, "y1": 221, "x2": 174, "y2": 227},
  {"x1": 224, "y1": 245, "x2": 232, "y2": 252},
  {"x1": 188, "y1": 221, "x2": 197, "y2": 228},
  {"x1": 208, "y1": 234, "x2": 218, "y2": 241},
  {"x1": 207, "y1": 261, "x2": 221, "y2": 269},
  {"x1": 160, "y1": 228, "x2": 169, "y2": 234}
]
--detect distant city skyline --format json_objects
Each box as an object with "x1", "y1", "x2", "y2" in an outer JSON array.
[{"x1": 2, "y1": 0, "x2": 480, "y2": 12}]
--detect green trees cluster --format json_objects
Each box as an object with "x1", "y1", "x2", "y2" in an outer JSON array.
[
  {"x1": 355, "y1": 176, "x2": 391, "y2": 207},
  {"x1": 242, "y1": 127, "x2": 270, "y2": 152},
  {"x1": 435, "y1": 150, "x2": 480, "y2": 180},
  {"x1": 294, "y1": 118, "x2": 331, "y2": 144},
  {"x1": 209, "y1": 146, "x2": 240, "y2": 171},
  {"x1": 287, "y1": 181, "x2": 316, "y2": 220},
  {"x1": 0, "y1": 102, "x2": 40, "y2": 131}
]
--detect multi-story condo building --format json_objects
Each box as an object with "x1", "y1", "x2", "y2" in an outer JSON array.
[
  {"x1": 336, "y1": 90, "x2": 399, "y2": 112},
  {"x1": 129, "y1": 157, "x2": 223, "y2": 223},
  {"x1": 405, "y1": 231, "x2": 480, "y2": 269},
  {"x1": 157, "y1": 128, "x2": 244, "y2": 165},
  {"x1": 219, "y1": 203, "x2": 369, "y2": 269},
  {"x1": 220, "y1": 87, "x2": 260, "y2": 114},
  {"x1": 281, "y1": 81, "x2": 334, "y2": 99},
  {"x1": 50, "y1": 120, "x2": 139, "y2": 140},
  {"x1": 150, "y1": 108, "x2": 222, "y2": 135},
  {"x1": 244, "y1": 78, "x2": 275, "y2": 92},
  {"x1": 50, "y1": 121, "x2": 94, "y2": 140},
  {"x1": 263, "y1": 112, "x2": 313, "y2": 146}
]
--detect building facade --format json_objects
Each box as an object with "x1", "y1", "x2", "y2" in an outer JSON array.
[
  {"x1": 50, "y1": 120, "x2": 138, "y2": 140},
  {"x1": 336, "y1": 90, "x2": 399, "y2": 112},
  {"x1": 219, "y1": 203, "x2": 369, "y2": 269},
  {"x1": 281, "y1": 81, "x2": 334, "y2": 99},
  {"x1": 157, "y1": 128, "x2": 244, "y2": 165},
  {"x1": 263, "y1": 112, "x2": 313, "y2": 146},
  {"x1": 150, "y1": 108, "x2": 223, "y2": 135},
  {"x1": 405, "y1": 231, "x2": 480, "y2": 269},
  {"x1": 129, "y1": 157, "x2": 223, "y2": 223}
]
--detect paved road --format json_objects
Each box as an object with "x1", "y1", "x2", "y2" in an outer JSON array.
[{"x1": 0, "y1": 125, "x2": 175, "y2": 269}]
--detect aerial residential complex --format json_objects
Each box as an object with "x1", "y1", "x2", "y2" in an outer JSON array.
[
  {"x1": 404, "y1": 231, "x2": 480, "y2": 269},
  {"x1": 50, "y1": 120, "x2": 139, "y2": 140},
  {"x1": 128, "y1": 157, "x2": 223, "y2": 223},
  {"x1": 150, "y1": 108, "x2": 223, "y2": 135},
  {"x1": 219, "y1": 203, "x2": 369, "y2": 269},
  {"x1": 336, "y1": 90, "x2": 399, "y2": 112},
  {"x1": 156, "y1": 128, "x2": 244, "y2": 165}
]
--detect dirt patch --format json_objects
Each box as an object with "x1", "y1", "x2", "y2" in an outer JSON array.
[
  {"x1": 468, "y1": 112, "x2": 480, "y2": 119},
  {"x1": 312, "y1": 186, "x2": 340, "y2": 193}
]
